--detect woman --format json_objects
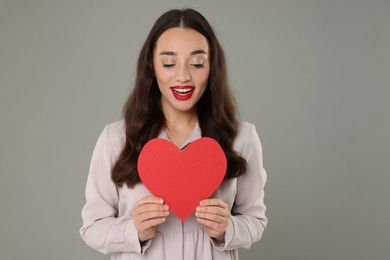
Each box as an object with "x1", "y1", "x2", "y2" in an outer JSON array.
[{"x1": 80, "y1": 8, "x2": 267, "y2": 260}]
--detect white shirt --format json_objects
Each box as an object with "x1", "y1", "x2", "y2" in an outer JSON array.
[{"x1": 80, "y1": 120, "x2": 267, "y2": 260}]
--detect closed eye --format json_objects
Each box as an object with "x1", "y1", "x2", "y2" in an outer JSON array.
[
  {"x1": 191, "y1": 63, "x2": 204, "y2": 68},
  {"x1": 162, "y1": 63, "x2": 175, "y2": 68}
]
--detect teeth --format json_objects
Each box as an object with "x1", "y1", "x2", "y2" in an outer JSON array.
[{"x1": 173, "y1": 88, "x2": 192, "y2": 93}]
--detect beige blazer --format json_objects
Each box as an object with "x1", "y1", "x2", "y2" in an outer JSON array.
[{"x1": 80, "y1": 120, "x2": 267, "y2": 260}]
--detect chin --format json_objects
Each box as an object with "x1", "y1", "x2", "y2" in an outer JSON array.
[{"x1": 172, "y1": 102, "x2": 197, "y2": 113}]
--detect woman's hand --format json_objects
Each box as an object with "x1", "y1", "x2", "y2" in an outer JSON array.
[
  {"x1": 131, "y1": 196, "x2": 169, "y2": 242},
  {"x1": 195, "y1": 198, "x2": 230, "y2": 242}
]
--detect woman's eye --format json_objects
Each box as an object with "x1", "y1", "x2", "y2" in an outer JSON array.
[
  {"x1": 191, "y1": 63, "x2": 204, "y2": 68},
  {"x1": 162, "y1": 63, "x2": 175, "y2": 68}
]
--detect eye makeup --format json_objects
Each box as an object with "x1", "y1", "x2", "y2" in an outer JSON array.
[{"x1": 190, "y1": 57, "x2": 206, "y2": 68}]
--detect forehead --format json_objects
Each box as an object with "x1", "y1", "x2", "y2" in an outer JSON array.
[{"x1": 155, "y1": 27, "x2": 209, "y2": 53}]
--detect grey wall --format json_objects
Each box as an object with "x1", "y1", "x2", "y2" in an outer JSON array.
[{"x1": 1, "y1": 0, "x2": 389, "y2": 259}]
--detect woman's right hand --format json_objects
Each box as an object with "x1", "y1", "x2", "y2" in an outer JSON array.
[{"x1": 131, "y1": 196, "x2": 169, "y2": 242}]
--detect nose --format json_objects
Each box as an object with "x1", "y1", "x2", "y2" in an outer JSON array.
[{"x1": 175, "y1": 65, "x2": 191, "y2": 83}]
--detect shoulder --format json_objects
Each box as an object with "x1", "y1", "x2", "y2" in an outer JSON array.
[
  {"x1": 237, "y1": 121, "x2": 255, "y2": 135},
  {"x1": 100, "y1": 119, "x2": 126, "y2": 154},
  {"x1": 235, "y1": 121, "x2": 258, "y2": 145},
  {"x1": 233, "y1": 121, "x2": 263, "y2": 155}
]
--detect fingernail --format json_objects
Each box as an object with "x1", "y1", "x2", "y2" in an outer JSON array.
[{"x1": 196, "y1": 207, "x2": 201, "y2": 211}]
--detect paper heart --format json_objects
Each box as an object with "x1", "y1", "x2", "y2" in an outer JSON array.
[{"x1": 137, "y1": 137, "x2": 227, "y2": 221}]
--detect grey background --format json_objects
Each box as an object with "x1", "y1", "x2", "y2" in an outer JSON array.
[{"x1": 0, "y1": 0, "x2": 389, "y2": 259}]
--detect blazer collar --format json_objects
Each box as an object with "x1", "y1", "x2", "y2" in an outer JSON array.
[{"x1": 158, "y1": 120, "x2": 202, "y2": 150}]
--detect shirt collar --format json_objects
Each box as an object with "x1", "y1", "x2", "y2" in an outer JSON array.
[{"x1": 158, "y1": 120, "x2": 202, "y2": 150}]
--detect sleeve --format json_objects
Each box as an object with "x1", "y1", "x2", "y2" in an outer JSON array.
[
  {"x1": 211, "y1": 124, "x2": 268, "y2": 250},
  {"x1": 79, "y1": 125, "x2": 152, "y2": 255}
]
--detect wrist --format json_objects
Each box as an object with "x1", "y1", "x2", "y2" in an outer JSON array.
[{"x1": 213, "y1": 232, "x2": 225, "y2": 243}]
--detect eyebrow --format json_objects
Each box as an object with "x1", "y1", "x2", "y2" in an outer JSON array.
[{"x1": 159, "y1": 49, "x2": 208, "y2": 56}]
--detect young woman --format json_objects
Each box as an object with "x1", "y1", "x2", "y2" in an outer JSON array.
[{"x1": 80, "y1": 8, "x2": 267, "y2": 260}]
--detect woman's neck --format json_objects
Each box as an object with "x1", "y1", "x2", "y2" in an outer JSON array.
[{"x1": 162, "y1": 105, "x2": 198, "y2": 148}]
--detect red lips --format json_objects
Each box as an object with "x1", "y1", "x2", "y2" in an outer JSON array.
[{"x1": 170, "y1": 85, "x2": 195, "y2": 101}]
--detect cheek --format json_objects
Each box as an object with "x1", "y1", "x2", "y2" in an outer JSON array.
[
  {"x1": 195, "y1": 70, "x2": 210, "y2": 87},
  {"x1": 155, "y1": 68, "x2": 172, "y2": 85}
]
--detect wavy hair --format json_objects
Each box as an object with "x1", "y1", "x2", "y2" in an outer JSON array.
[{"x1": 112, "y1": 8, "x2": 247, "y2": 188}]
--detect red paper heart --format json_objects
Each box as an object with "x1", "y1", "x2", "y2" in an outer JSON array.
[{"x1": 137, "y1": 137, "x2": 227, "y2": 221}]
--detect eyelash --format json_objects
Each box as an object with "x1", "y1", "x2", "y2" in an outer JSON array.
[
  {"x1": 162, "y1": 63, "x2": 204, "y2": 68},
  {"x1": 192, "y1": 63, "x2": 204, "y2": 68},
  {"x1": 162, "y1": 63, "x2": 175, "y2": 68}
]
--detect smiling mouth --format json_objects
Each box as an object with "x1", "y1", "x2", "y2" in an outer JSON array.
[
  {"x1": 172, "y1": 87, "x2": 193, "y2": 95},
  {"x1": 170, "y1": 86, "x2": 195, "y2": 100}
]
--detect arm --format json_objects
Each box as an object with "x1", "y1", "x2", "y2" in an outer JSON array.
[
  {"x1": 79, "y1": 125, "x2": 151, "y2": 255},
  {"x1": 213, "y1": 124, "x2": 268, "y2": 250}
]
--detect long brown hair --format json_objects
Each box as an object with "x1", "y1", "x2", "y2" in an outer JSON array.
[{"x1": 112, "y1": 8, "x2": 247, "y2": 188}]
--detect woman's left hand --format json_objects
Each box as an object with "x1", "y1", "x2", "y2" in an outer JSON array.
[{"x1": 195, "y1": 198, "x2": 230, "y2": 242}]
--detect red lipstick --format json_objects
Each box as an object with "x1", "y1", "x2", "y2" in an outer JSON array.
[{"x1": 170, "y1": 85, "x2": 195, "y2": 101}]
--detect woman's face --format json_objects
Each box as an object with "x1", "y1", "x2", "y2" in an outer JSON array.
[{"x1": 153, "y1": 27, "x2": 210, "y2": 115}]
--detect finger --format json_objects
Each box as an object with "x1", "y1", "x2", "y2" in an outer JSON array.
[
  {"x1": 196, "y1": 217, "x2": 226, "y2": 232},
  {"x1": 133, "y1": 210, "x2": 169, "y2": 226},
  {"x1": 137, "y1": 217, "x2": 167, "y2": 230},
  {"x1": 136, "y1": 208, "x2": 170, "y2": 222},
  {"x1": 195, "y1": 212, "x2": 227, "y2": 224},
  {"x1": 134, "y1": 196, "x2": 164, "y2": 208},
  {"x1": 196, "y1": 205, "x2": 230, "y2": 217},
  {"x1": 199, "y1": 199, "x2": 228, "y2": 209},
  {"x1": 133, "y1": 203, "x2": 169, "y2": 217},
  {"x1": 132, "y1": 197, "x2": 168, "y2": 216}
]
